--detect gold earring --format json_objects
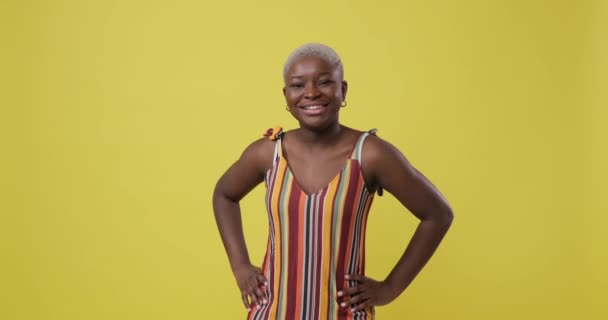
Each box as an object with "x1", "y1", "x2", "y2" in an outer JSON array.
[{"x1": 341, "y1": 100, "x2": 347, "y2": 108}]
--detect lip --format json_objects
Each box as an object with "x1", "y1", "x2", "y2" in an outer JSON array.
[{"x1": 298, "y1": 103, "x2": 328, "y2": 116}]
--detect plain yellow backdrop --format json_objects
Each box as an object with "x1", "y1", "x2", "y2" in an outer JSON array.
[{"x1": 1, "y1": 0, "x2": 606, "y2": 319}]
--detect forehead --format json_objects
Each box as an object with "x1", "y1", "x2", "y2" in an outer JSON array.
[{"x1": 286, "y1": 56, "x2": 337, "y2": 79}]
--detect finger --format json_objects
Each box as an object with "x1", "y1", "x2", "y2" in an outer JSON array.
[
  {"x1": 246, "y1": 275, "x2": 264, "y2": 303},
  {"x1": 345, "y1": 291, "x2": 368, "y2": 306},
  {"x1": 250, "y1": 296, "x2": 264, "y2": 310},
  {"x1": 249, "y1": 294, "x2": 264, "y2": 309},
  {"x1": 254, "y1": 286, "x2": 267, "y2": 304},
  {"x1": 241, "y1": 293, "x2": 251, "y2": 311},
  {"x1": 256, "y1": 274, "x2": 268, "y2": 299},
  {"x1": 337, "y1": 285, "x2": 364, "y2": 298},
  {"x1": 248, "y1": 289, "x2": 260, "y2": 306},
  {"x1": 351, "y1": 299, "x2": 371, "y2": 312},
  {"x1": 257, "y1": 274, "x2": 267, "y2": 286},
  {"x1": 346, "y1": 274, "x2": 367, "y2": 282}
]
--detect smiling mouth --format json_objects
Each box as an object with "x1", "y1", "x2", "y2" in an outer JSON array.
[
  {"x1": 297, "y1": 104, "x2": 328, "y2": 116},
  {"x1": 299, "y1": 104, "x2": 328, "y2": 110}
]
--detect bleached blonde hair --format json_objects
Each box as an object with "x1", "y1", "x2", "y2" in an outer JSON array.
[{"x1": 283, "y1": 43, "x2": 344, "y2": 81}]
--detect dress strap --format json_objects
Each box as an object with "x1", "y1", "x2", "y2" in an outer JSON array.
[
  {"x1": 350, "y1": 128, "x2": 378, "y2": 161},
  {"x1": 351, "y1": 129, "x2": 383, "y2": 196},
  {"x1": 263, "y1": 126, "x2": 284, "y2": 162},
  {"x1": 263, "y1": 126, "x2": 284, "y2": 141}
]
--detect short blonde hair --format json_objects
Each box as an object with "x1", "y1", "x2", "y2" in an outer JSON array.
[{"x1": 283, "y1": 43, "x2": 344, "y2": 81}]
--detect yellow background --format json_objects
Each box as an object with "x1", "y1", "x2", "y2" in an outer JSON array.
[{"x1": 1, "y1": 0, "x2": 606, "y2": 319}]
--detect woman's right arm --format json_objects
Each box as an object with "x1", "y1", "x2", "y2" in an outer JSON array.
[{"x1": 212, "y1": 138, "x2": 274, "y2": 311}]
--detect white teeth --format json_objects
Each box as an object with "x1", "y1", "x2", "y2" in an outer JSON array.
[{"x1": 303, "y1": 105, "x2": 323, "y2": 110}]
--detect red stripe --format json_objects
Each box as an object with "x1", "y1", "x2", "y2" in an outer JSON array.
[{"x1": 285, "y1": 182, "x2": 301, "y2": 318}]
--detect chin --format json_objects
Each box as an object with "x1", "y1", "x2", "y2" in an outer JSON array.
[{"x1": 298, "y1": 119, "x2": 339, "y2": 131}]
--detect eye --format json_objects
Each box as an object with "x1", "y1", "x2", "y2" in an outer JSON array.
[
  {"x1": 318, "y1": 79, "x2": 334, "y2": 86},
  {"x1": 289, "y1": 83, "x2": 304, "y2": 88}
]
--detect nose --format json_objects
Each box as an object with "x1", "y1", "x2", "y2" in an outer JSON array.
[{"x1": 304, "y1": 83, "x2": 320, "y2": 98}]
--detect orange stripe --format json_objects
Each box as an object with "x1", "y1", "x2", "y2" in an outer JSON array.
[
  {"x1": 271, "y1": 159, "x2": 288, "y2": 319},
  {"x1": 320, "y1": 175, "x2": 339, "y2": 317},
  {"x1": 277, "y1": 165, "x2": 293, "y2": 320}
]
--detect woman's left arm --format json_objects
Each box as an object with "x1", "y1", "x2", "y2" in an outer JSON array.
[{"x1": 339, "y1": 136, "x2": 454, "y2": 312}]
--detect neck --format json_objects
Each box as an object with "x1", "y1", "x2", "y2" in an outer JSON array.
[{"x1": 296, "y1": 122, "x2": 343, "y2": 145}]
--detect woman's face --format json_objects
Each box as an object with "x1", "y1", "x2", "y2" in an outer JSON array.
[{"x1": 283, "y1": 56, "x2": 347, "y2": 130}]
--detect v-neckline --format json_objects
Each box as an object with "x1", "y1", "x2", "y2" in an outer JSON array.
[
  {"x1": 278, "y1": 133, "x2": 362, "y2": 197},
  {"x1": 280, "y1": 153, "x2": 354, "y2": 197}
]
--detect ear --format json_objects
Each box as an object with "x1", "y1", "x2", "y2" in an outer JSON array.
[
  {"x1": 341, "y1": 80, "x2": 348, "y2": 101},
  {"x1": 282, "y1": 87, "x2": 289, "y2": 109}
]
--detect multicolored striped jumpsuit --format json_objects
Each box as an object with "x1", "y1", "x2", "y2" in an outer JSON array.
[{"x1": 249, "y1": 128, "x2": 378, "y2": 320}]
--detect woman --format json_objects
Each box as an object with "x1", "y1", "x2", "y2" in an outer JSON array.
[{"x1": 213, "y1": 43, "x2": 454, "y2": 319}]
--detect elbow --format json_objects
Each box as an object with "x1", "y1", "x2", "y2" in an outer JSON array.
[
  {"x1": 213, "y1": 181, "x2": 240, "y2": 206},
  {"x1": 429, "y1": 203, "x2": 454, "y2": 229},
  {"x1": 444, "y1": 208, "x2": 454, "y2": 226},
  {"x1": 420, "y1": 207, "x2": 453, "y2": 230},
  {"x1": 439, "y1": 205, "x2": 454, "y2": 228},
  {"x1": 212, "y1": 181, "x2": 222, "y2": 203}
]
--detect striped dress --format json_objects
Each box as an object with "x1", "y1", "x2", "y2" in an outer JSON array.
[{"x1": 249, "y1": 128, "x2": 378, "y2": 320}]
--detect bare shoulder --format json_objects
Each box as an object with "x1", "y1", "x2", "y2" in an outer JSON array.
[
  {"x1": 214, "y1": 136, "x2": 276, "y2": 201},
  {"x1": 239, "y1": 136, "x2": 277, "y2": 174},
  {"x1": 359, "y1": 133, "x2": 416, "y2": 189},
  {"x1": 361, "y1": 133, "x2": 410, "y2": 168}
]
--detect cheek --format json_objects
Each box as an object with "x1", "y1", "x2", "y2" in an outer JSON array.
[
  {"x1": 324, "y1": 88, "x2": 342, "y2": 101},
  {"x1": 287, "y1": 88, "x2": 306, "y2": 99},
  {"x1": 285, "y1": 92, "x2": 298, "y2": 104}
]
